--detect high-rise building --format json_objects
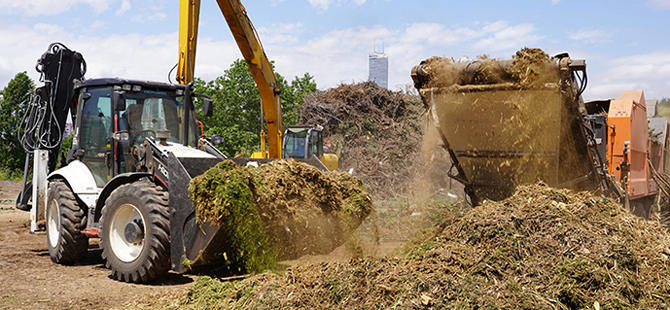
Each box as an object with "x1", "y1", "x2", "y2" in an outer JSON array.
[{"x1": 369, "y1": 52, "x2": 388, "y2": 89}]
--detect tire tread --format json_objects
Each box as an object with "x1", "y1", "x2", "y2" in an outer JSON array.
[
  {"x1": 47, "y1": 180, "x2": 88, "y2": 264},
  {"x1": 100, "y1": 181, "x2": 170, "y2": 283}
]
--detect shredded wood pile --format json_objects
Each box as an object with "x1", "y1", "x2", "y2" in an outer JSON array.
[
  {"x1": 177, "y1": 184, "x2": 670, "y2": 309},
  {"x1": 419, "y1": 47, "x2": 558, "y2": 90},
  {"x1": 297, "y1": 82, "x2": 428, "y2": 198},
  {"x1": 189, "y1": 159, "x2": 373, "y2": 273}
]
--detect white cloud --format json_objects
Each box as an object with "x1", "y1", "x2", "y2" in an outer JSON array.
[
  {"x1": 115, "y1": 0, "x2": 130, "y2": 16},
  {"x1": 308, "y1": 0, "x2": 334, "y2": 10},
  {"x1": 647, "y1": 0, "x2": 670, "y2": 9},
  {"x1": 473, "y1": 23, "x2": 543, "y2": 51},
  {"x1": 0, "y1": 0, "x2": 117, "y2": 16},
  {"x1": 257, "y1": 23, "x2": 303, "y2": 45},
  {"x1": 552, "y1": 0, "x2": 560, "y2": 4},
  {"x1": 307, "y1": 0, "x2": 366, "y2": 11},
  {"x1": 131, "y1": 12, "x2": 168, "y2": 23},
  {"x1": 482, "y1": 21, "x2": 508, "y2": 33},
  {"x1": 2, "y1": 19, "x2": 544, "y2": 91},
  {"x1": 33, "y1": 23, "x2": 65, "y2": 35},
  {"x1": 265, "y1": 20, "x2": 544, "y2": 90},
  {"x1": 148, "y1": 12, "x2": 167, "y2": 21},
  {"x1": 261, "y1": 25, "x2": 394, "y2": 88},
  {"x1": 90, "y1": 20, "x2": 105, "y2": 29},
  {"x1": 0, "y1": 23, "x2": 177, "y2": 89},
  {"x1": 568, "y1": 29, "x2": 612, "y2": 44},
  {"x1": 585, "y1": 51, "x2": 670, "y2": 99}
]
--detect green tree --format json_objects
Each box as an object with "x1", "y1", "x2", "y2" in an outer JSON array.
[
  {"x1": 655, "y1": 97, "x2": 670, "y2": 119},
  {"x1": 282, "y1": 72, "x2": 318, "y2": 126},
  {"x1": 194, "y1": 59, "x2": 316, "y2": 157},
  {"x1": 0, "y1": 72, "x2": 34, "y2": 175}
]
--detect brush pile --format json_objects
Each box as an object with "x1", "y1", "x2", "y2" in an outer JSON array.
[
  {"x1": 189, "y1": 159, "x2": 373, "y2": 273},
  {"x1": 179, "y1": 184, "x2": 670, "y2": 309},
  {"x1": 297, "y1": 82, "x2": 429, "y2": 198}
]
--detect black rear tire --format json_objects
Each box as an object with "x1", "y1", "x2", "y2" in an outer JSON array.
[
  {"x1": 46, "y1": 180, "x2": 89, "y2": 264},
  {"x1": 100, "y1": 180, "x2": 170, "y2": 283}
]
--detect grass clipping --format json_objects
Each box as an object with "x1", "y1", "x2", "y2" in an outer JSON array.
[
  {"x1": 179, "y1": 184, "x2": 670, "y2": 309},
  {"x1": 189, "y1": 159, "x2": 373, "y2": 273}
]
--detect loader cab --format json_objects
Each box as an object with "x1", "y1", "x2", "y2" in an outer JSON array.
[
  {"x1": 282, "y1": 126, "x2": 323, "y2": 159},
  {"x1": 72, "y1": 78, "x2": 198, "y2": 187}
]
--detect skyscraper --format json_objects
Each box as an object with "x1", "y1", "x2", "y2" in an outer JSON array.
[{"x1": 369, "y1": 52, "x2": 388, "y2": 89}]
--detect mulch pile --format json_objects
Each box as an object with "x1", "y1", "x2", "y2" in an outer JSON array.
[
  {"x1": 189, "y1": 159, "x2": 373, "y2": 273},
  {"x1": 297, "y1": 82, "x2": 430, "y2": 198},
  {"x1": 178, "y1": 183, "x2": 670, "y2": 309}
]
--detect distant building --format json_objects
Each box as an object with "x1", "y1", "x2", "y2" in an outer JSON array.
[
  {"x1": 369, "y1": 52, "x2": 388, "y2": 89},
  {"x1": 395, "y1": 83, "x2": 418, "y2": 96},
  {"x1": 647, "y1": 99, "x2": 658, "y2": 118}
]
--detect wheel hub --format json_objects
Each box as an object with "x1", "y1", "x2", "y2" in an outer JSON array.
[
  {"x1": 109, "y1": 204, "x2": 146, "y2": 262},
  {"x1": 124, "y1": 221, "x2": 144, "y2": 244}
]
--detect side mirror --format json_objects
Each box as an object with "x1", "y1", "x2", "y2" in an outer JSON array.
[
  {"x1": 203, "y1": 98, "x2": 213, "y2": 117},
  {"x1": 113, "y1": 90, "x2": 126, "y2": 111},
  {"x1": 210, "y1": 134, "x2": 224, "y2": 145}
]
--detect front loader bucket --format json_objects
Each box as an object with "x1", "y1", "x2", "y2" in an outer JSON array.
[
  {"x1": 168, "y1": 153, "x2": 329, "y2": 273},
  {"x1": 168, "y1": 153, "x2": 226, "y2": 273}
]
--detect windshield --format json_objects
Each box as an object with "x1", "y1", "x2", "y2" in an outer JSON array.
[
  {"x1": 120, "y1": 89, "x2": 196, "y2": 147},
  {"x1": 283, "y1": 130, "x2": 307, "y2": 158}
]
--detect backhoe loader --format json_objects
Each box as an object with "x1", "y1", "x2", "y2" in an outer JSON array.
[{"x1": 16, "y1": 0, "x2": 342, "y2": 283}]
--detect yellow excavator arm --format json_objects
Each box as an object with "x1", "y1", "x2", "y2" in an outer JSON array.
[
  {"x1": 177, "y1": 0, "x2": 200, "y2": 86},
  {"x1": 178, "y1": 0, "x2": 283, "y2": 158}
]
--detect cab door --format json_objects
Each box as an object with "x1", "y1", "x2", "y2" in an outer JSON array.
[
  {"x1": 74, "y1": 86, "x2": 113, "y2": 187},
  {"x1": 307, "y1": 129, "x2": 323, "y2": 159}
]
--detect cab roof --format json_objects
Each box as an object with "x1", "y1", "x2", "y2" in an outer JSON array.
[{"x1": 74, "y1": 78, "x2": 187, "y2": 91}]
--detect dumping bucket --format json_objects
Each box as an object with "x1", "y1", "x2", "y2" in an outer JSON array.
[{"x1": 411, "y1": 53, "x2": 600, "y2": 204}]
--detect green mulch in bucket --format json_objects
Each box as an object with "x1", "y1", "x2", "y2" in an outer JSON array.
[{"x1": 189, "y1": 159, "x2": 373, "y2": 273}]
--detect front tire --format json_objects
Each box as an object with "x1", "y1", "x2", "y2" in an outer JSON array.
[
  {"x1": 46, "y1": 180, "x2": 89, "y2": 264},
  {"x1": 100, "y1": 180, "x2": 170, "y2": 283}
]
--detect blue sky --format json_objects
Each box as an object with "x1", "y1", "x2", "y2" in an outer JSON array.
[{"x1": 1, "y1": 0, "x2": 669, "y2": 100}]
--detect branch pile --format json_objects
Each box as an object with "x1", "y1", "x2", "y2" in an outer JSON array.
[{"x1": 298, "y1": 82, "x2": 427, "y2": 198}]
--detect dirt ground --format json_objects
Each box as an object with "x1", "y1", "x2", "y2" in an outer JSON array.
[
  {"x1": 0, "y1": 180, "x2": 195, "y2": 310},
  {"x1": 0, "y1": 180, "x2": 407, "y2": 310}
]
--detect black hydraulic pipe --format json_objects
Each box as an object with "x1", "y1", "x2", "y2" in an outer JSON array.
[{"x1": 183, "y1": 82, "x2": 194, "y2": 147}]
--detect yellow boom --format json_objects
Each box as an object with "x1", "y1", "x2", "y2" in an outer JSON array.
[{"x1": 178, "y1": 0, "x2": 283, "y2": 158}]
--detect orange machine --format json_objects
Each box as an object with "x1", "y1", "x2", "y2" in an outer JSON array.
[{"x1": 607, "y1": 91, "x2": 651, "y2": 199}]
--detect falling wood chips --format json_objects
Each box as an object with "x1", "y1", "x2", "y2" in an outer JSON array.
[{"x1": 189, "y1": 159, "x2": 373, "y2": 273}]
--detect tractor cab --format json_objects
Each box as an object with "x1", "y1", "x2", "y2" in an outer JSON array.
[{"x1": 71, "y1": 78, "x2": 201, "y2": 187}]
